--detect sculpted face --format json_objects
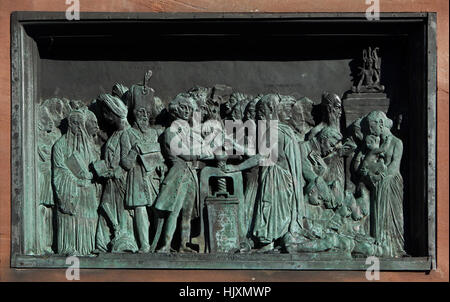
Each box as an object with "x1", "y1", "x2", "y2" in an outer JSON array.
[
  {"x1": 133, "y1": 106, "x2": 150, "y2": 130},
  {"x1": 195, "y1": 99, "x2": 208, "y2": 122},
  {"x1": 230, "y1": 103, "x2": 245, "y2": 121},
  {"x1": 208, "y1": 103, "x2": 220, "y2": 120},
  {"x1": 224, "y1": 95, "x2": 239, "y2": 116},
  {"x1": 278, "y1": 102, "x2": 294, "y2": 124},
  {"x1": 317, "y1": 127, "x2": 342, "y2": 157},
  {"x1": 68, "y1": 113, "x2": 84, "y2": 135},
  {"x1": 244, "y1": 100, "x2": 257, "y2": 121},
  {"x1": 255, "y1": 103, "x2": 269, "y2": 121},
  {"x1": 328, "y1": 97, "x2": 342, "y2": 121},
  {"x1": 365, "y1": 134, "x2": 380, "y2": 150},
  {"x1": 102, "y1": 107, "x2": 116, "y2": 125},
  {"x1": 368, "y1": 117, "x2": 383, "y2": 136},
  {"x1": 176, "y1": 101, "x2": 193, "y2": 121},
  {"x1": 169, "y1": 94, "x2": 196, "y2": 123},
  {"x1": 85, "y1": 115, "x2": 100, "y2": 137},
  {"x1": 290, "y1": 98, "x2": 314, "y2": 134},
  {"x1": 255, "y1": 95, "x2": 278, "y2": 121}
]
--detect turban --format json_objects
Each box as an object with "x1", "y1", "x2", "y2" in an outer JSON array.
[
  {"x1": 98, "y1": 93, "x2": 128, "y2": 119},
  {"x1": 112, "y1": 83, "x2": 129, "y2": 99}
]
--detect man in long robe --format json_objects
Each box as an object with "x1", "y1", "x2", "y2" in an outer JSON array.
[
  {"x1": 252, "y1": 95, "x2": 305, "y2": 252},
  {"x1": 95, "y1": 93, "x2": 138, "y2": 253},
  {"x1": 225, "y1": 94, "x2": 305, "y2": 252},
  {"x1": 120, "y1": 84, "x2": 165, "y2": 253}
]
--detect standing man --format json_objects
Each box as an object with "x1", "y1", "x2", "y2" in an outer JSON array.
[
  {"x1": 225, "y1": 94, "x2": 305, "y2": 253},
  {"x1": 154, "y1": 93, "x2": 213, "y2": 253},
  {"x1": 94, "y1": 93, "x2": 138, "y2": 253},
  {"x1": 120, "y1": 72, "x2": 166, "y2": 253}
]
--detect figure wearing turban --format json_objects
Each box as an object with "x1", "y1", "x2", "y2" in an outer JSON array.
[
  {"x1": 94, "y1": 94, "x2": 138, "y2": 253},
  {"x1": 120, "y1": 83, "x2": 166, "y2": 253}
]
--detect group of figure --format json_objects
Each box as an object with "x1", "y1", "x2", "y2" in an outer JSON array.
[{"x1": 36, "y1": 72, "x2": 407, "y2": 258}]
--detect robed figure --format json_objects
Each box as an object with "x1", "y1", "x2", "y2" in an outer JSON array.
[
  {"x1": 52, "y1": 109, "x2": 99, "y2": 256},
  {"x1": 229, "y1": 94, "x2": 305, "y2": 252},
  {"x1": 120, "y1": 83, "x2": 166, "y2": 253},
  {"x1": 37, "y1": 106, "x2": 60, "y2": 254},
  {"x1": 94, "y1": 94, "x2": 138, "y2": 253},
  {"x1": 361, "y1": 111, "x2": 406, "y2": 257}
]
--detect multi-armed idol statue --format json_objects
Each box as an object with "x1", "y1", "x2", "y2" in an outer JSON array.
[{"x1": 36, "y1": 48, "x2": 407, "y2": 258}]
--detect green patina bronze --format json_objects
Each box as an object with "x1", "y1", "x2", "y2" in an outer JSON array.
[
  {"x1": 30, "y1": 63, "x2": 409, "y2": 260},
  {"x1": 8, "y1": 11, "x2": 437, "y2": 272},
  {"x1": 10, "y1": 33, "x2": 417, "y2": 277}
]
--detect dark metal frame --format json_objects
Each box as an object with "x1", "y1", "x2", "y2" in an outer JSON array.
[{"x1": 10, "y1": 11, "x2": 437, "y2": 270}]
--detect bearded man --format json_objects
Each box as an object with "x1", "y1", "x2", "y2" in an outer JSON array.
[{"x1": 120, "y1": 83, "x2": 165, "y2": 253}]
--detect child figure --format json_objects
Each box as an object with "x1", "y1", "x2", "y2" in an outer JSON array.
[{"x1": 360, "y1": 134, "x2": 387, "y2": 188}]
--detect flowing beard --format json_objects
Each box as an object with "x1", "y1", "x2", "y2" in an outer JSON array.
[
  {"x1": 329, "y1": 113, "x2": 341, "y2": 128},
  {"x1": 136, "y1": 118, "x2": 150, "y2": 133}
]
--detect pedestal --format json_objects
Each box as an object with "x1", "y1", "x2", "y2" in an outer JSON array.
[
  {"x1": 342, "y1": 92, "x2": 390, "y2": 127},
  {"x1": 199, "y1": 166, "x2": 244, "y2": 253},
  {"x1": 205, "y1": 196, "x2": 240, "y2": 253}
]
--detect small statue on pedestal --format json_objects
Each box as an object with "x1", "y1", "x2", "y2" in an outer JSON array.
[{"x1": 352, "y1": 47, "x2": 385, "y2": 93}]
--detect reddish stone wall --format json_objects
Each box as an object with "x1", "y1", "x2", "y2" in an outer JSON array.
[{"x1": 0, "y1": 0, "x2": 447, "y2": 282}]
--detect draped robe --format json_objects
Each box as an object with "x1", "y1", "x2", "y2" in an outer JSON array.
[
  {"x1": 120, "y1": 126, "x2": 164, "y2": 208},
  {"x1": 252, "y1": 122, "x2": 305, "y2": 244},
  {"x1": 98, "y1": 126, "x2": 138, "y2": 252},
  {"x1": 370, "y1": 134, "x2": 406, "y2": 257}
]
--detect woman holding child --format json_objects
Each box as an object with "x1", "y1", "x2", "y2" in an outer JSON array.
[{"x1": 357, "y1": 111, "x2": 406, "y2": 258}]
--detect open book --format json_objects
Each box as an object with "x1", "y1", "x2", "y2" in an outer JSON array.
[
  {"x1": 136, "y1": 142, "x2": 161, "y2": 155},
  {"x1": 138, "y1": 153, "x2": 163, "y2": 173}
]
